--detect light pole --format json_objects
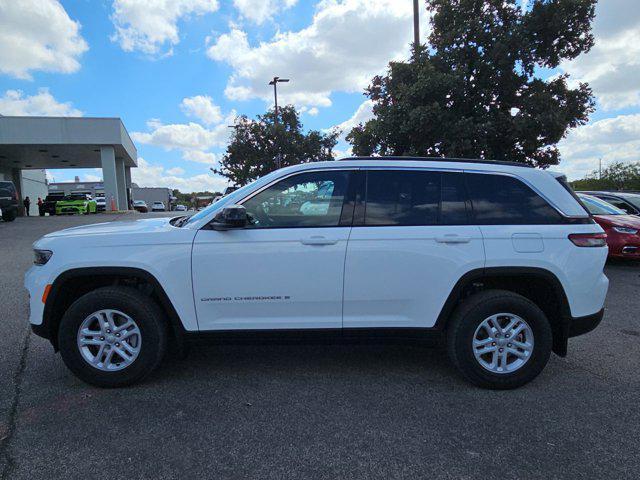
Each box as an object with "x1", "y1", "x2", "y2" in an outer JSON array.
[
  {"x1": 413, "y1": 0, "x2": 420, "y2": 49},
  {"x1": 268, "y1": 76, "x2": 290, "y2": 125},
  {"x1": 268, "y1": 76, "x2": 290, "y2": 169}
]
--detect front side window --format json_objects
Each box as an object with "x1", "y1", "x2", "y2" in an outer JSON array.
[
  {"x1": 363, "y1": 170, "x2": 469, "y2": 226},
  {"x1": 466, "y1": 173, "x2": 563, "y2": 224},
  {"x1": 242, "y1": 170, "x2": 349, "y2": 228}
]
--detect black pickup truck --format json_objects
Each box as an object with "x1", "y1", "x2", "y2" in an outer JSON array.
[
  {"x1": 0, "y1": 181, "x2": 18, "y2": 222},
  {"x1": 42, "y1": 193, "x2": 65, "y2": 216}
]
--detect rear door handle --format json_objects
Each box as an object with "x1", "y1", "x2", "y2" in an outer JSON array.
[
  {"x1": 301, "y1": 236, "x2": 338, "y2": 246},
  {"x1": 435, "y1": 235, "x2": 471, "y2": 244}
]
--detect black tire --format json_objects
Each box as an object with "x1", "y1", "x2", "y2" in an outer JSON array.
[
  {"x1": 1, "y1": 208, "x2": 17, "y2": 222},
  {"x1": 58, "y1": 286, "x2": 167, "y2": 387},
  {"x1": 447, "y1": 289, "x2": 552, "y2": 390}
]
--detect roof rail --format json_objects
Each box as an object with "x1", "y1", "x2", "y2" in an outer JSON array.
[{"x1": 337, "y1": 156, "x2": 534, "y2": 168}]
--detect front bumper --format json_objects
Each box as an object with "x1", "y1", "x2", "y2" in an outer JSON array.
[{"x1": 568, "y1": 308, "x2": 605, "y2": 338}]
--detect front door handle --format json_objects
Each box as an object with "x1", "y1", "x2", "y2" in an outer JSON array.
[
  {"x1": 301, "y1": 236, "x2": 338, "y2": 246},
  {"x1": 435, "y1": 235, "x2": 471, "y2": 244}
]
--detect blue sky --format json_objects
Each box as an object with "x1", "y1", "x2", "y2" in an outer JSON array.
[{"x1": 0, "y1": 0, "x2": 638, "y2": 190}]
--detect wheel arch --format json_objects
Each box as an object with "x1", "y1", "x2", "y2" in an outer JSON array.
[
  {"x1": 435, "y1": 267, "x2": 572, "y2": 356},
  {"x1": 39, "y1": 267, "x2": 186, "y2": 352}
]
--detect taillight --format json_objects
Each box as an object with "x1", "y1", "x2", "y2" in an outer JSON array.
[{"x1": 568, "y1": 233, "x2": 607, "y2": 247}]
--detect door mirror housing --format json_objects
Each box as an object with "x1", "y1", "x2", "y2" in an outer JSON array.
[{"x1": 210, "y1": 204, "x2": 248, "y2": 230}]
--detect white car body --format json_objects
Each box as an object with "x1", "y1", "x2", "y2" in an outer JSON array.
[
  {"x1": 25, "y1": 158, "x2": 608, "y2": 385},
  {"x1": 151, "y1": 202, "x2": 165, "y2": 212}
]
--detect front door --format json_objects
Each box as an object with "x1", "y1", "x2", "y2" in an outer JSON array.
[{"x1": 192, "y1": 169, "x2": 354, "y2": 331}]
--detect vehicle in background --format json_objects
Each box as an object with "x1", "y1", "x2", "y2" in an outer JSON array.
[
  {"x1": 27, "y1": 157, "x2": 608, "y2": 389},
  {"x1": 0, "y1": 181, "x2": 19, "y2": 222},
  {"x1": 579, "y1": 191, "x2": 640, "y2": 216},
  {"x1": 132, "y1": 200, "x2": 148, "y2": 213},
  {"x1": 95, "y1": 196, "x2": 106, "y2": 212},
  {"x1": 55, "y1": 193, "x2": 97, "y2": 215},
  {"x1": 175, "y1": 204, "x2": 187, "y2": 212},
  {"x1": 151, "y1": 201, "x2": 166, "y2": 212},
  {"x1": 42, "y1": 193, "x2": 65, "y2": 216},
  {"x1": 578, "y1": 193, "x2": 640, "y2": 259},
  {"x1": 213, "y1": 186, "x2": 239, "y2": 203}
]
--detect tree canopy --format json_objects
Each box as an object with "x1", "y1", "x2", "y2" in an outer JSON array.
[
  {"x1": 215, "y1": 106, "x2": 339, "y2": 186},
  {"x1": 347, "y1": 0, "x2": 597, "y2": 168},
  {"x1": 571, "y1": 162, "x2": 640, "y2": 191}
]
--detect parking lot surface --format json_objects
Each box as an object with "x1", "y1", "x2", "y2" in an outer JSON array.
[{"x1": 1, "y1": 214, "x2": 639, "y2": 479}]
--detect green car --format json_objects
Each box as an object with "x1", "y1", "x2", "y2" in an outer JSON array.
[{"x1": 55, "y1": 193, "x2": 98, "y2": 215}]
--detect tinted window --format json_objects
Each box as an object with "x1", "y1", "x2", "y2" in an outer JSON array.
[
  {"x1": 363, "y1": 171, "x2": 468, "y2": 226},
  {"x1": 0, "y1": 182, "x2": 15, "y2": 197},
  {"x1": 598, "y1": 196, "x2": 637, "y2": 214},
  {"x1": 242, "y1": 170, "x2": 349, "y2": 228},
  {"x1": 578, "y1": 195, "x2": 625, "y2": 215},
  {"x1": 466, "y1": 173, "x2": 563, "y2": 224}
]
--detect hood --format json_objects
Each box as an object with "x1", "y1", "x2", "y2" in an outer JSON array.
[
  {"x1": 593, "y1": 214, "x2": 640, "y2": 229},
  {"x1": 44, "y1": 217, "x2": 174, "y2": 238}
]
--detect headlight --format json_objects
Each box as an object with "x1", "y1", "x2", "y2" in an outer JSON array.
[
  {"x1": 613, "y1": 226, "x2": 638, "y2": 235},
  {"x1": 33, "y1": 249, "x2": 53, "y2": 265}
]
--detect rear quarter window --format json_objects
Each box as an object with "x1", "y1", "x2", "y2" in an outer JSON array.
[
  {"x1": 466, "y1": 173, "x2": 564, "y2": 225},
  {"x1": 0, "y1": 181, "x2": 16, "y2": 197}
]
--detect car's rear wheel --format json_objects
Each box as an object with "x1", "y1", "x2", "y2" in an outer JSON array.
[
  {"x1": 447, "y1": 290, "x2": 552, "y2": 389},
  {"x1": 1, "y1": 208, "x2": 17, "y2": 221},
  {"x1": 58, "y1": 287, "x2": 167, "y2": 387}
]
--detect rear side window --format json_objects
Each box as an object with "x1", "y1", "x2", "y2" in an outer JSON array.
[
  {"x1": 466, "y1": 173, "x2": 563, "y2": 224},
  {"x1": 363, "y1": 170, "x2": 468, "y2": 226}
]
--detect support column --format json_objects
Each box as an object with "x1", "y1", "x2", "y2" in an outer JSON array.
[
  {"x1": 115, "y1": 158, "x2": 127, "y2": 210},
  {"x1": 124, "y1": 166, "x2": 132, "y2": 210},
  {"x1": 101, "y1": 146, "x2": 120, "y2": 211},
  {"x1": 11, "y1": 168, "x2": 25, "y2": 216}
]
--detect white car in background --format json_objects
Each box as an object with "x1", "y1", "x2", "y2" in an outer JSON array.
[
  {"x1": 95, "y1": 196, "x2": 106, "y2": 212},
  {"x1": 151, "y1": 201, "x2": 165, "y2": 212},
  {"x1": 175, "y1": 204, "x2": 188, "y2": 212}
]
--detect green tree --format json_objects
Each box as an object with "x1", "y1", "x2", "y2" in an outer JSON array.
[
  {"x1": 348, "y1": 0, "x2": 596, "y2": 168},
  {"x1": 571, "y1": 162, "x2": 640, "y2": 191},
  {"x1": 215, "y1": 106, "x2": 339, "y2": 186}
]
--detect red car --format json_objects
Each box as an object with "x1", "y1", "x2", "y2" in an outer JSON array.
[{"x1": 578, "y1": 193, "x2": 640, "y2": 258}]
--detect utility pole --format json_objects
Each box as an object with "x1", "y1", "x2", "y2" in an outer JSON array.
[
  {"x1": 599, "y1": 158, "x2": 602, "y2": 179},
  {"x1": 268, "y1": 76, "x2": 290, "y2": 169},
  {"x1": 413, "y1": 0, "x2": 420, "y2": 48},
  {"x1": 269, "y1": 77, "x2": 289, "y2": 125}
]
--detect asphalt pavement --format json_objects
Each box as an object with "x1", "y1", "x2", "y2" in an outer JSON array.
[{"x1": 1, "y1": 213, "x2": 639, "y2": 479}]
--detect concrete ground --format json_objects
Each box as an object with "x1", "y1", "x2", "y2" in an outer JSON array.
[{"x1": 1, "y1": 214, "x2": 639, "y2": 480}]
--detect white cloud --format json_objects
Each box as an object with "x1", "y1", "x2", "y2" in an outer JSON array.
[
  {"x1": 561, "y1": 0, "x2": 640, "y2": 110},
  {"x1": 111, "y1": 0, "x2": 220, "y2": 55},
  {"x1": 0, "y1": 89, "x2": 82, "y2": 116},
  {"x1": 180, "y1": 95, "x2": 223, "y2": 125},
  {"x1": 131, "y1": 157, "x2": 229, "y2": 192},
  {"x1": 233, "y1": 0, "x2": 297, "y2": 25},
  {"x1": 207, "y1": 0, "x2": 428, "y2": 109},
  {"x1": 83, "y1": 174, "x2": 102, "y2": 182},
  {"x1": 559, "y1": 113, "x2": 640, "y2": 180},
  {"x1": 333, "y1": 100, "x2": 374, "y2": 138},
  {"x1": 307, "y1": 107, "x2": 319, "y2": 116},
  {"x1": 0, "y1": 0, "x2": 88, "y2": 79},
  {"x1": 166, "y1": 166, "x2": 185, "y2": 175},
  {"x1": 182, "y1": 150, "x2": 218, "y2": 164},
  {"x1": 131, "y1": 120, "x2": 230, "y2": 150}
]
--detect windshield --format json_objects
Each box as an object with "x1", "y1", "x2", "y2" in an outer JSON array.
[
  {"x1": 619, "y1": 194, "x2": 640, "y2": 210},
  {"x1": 183, "y1": 180, "x2": 259, "y2": 227},
  {"x1": 63, "y1": 194, "x2": 87, "y2": 201},
  {"x1": 578, "y1": 194, "x2": 626, "y2": 215}
]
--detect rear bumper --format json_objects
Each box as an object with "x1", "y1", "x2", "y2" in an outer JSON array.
[{"x1": 568, "y1": 308, "x2": 604, "y2": 338}]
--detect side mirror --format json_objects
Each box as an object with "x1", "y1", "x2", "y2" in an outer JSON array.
[{"x1": 211, "y1": 204, "x2": 248, "y2": 230}]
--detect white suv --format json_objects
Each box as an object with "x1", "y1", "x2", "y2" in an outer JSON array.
[{"x1": 25, "y1": 158, "x2": 608, "y2": 389}]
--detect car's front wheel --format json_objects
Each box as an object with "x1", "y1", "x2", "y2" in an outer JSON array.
[
  {"x1": 58, "y1": 287, "x2": 167, "y2": 387},
  {"x1": 447, "y1": 290, "x2": 552, "y2": 389}
]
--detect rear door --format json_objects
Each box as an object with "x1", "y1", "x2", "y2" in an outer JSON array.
[{"x1": 343, "y1": 169, "x2": 485, "y2": 329}]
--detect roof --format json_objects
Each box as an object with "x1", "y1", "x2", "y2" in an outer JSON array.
[
  {"x1": 338, "y1": 156, "x2": 533, "y2": 168},
  {"x1": 0, "y1": 116, "x2": 137, "y2": 170}
]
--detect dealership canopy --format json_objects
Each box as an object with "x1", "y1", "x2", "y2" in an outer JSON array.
[{"x1": 0, "y1": 116, "x2": 137, "y2": 210}]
